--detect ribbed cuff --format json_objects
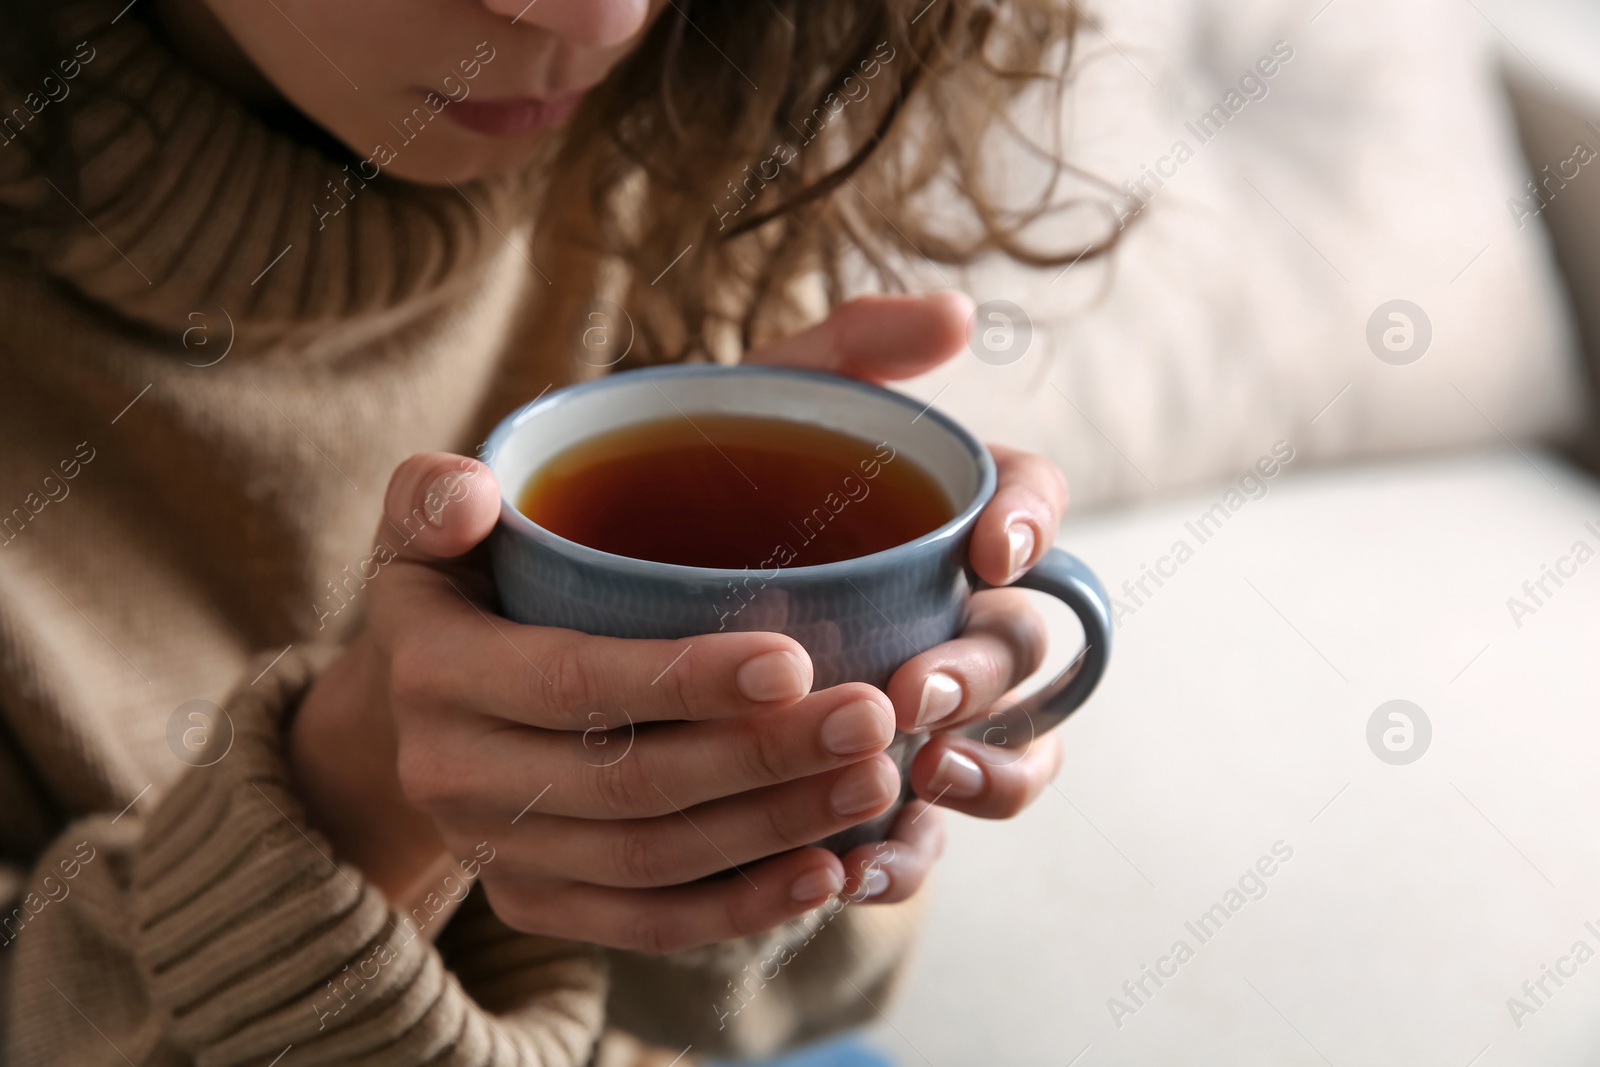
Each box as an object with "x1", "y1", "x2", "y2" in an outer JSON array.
[
  {"x1": 605, "y1": 890, "x2": 928, "y2": 1060},
  {"x1": 130, "y1": 647, "x2": 606, "y2": 1067}
]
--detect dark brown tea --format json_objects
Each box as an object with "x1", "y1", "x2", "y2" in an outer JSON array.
[{"x1": 517, "y1": 414, "x2": 954, "y2": 568}]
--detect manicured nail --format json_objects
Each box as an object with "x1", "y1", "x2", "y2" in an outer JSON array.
[
  {"x1": 1006, "y1": 523, "x2": 1035, "y2": 580},
  {"x1": 821, "y1": 699, "x2": 894, "y2": 756},
  {"x1": 791, "y1": 866, "x2": 843, "y2": 902},
  {"x1": 915, "y1": 671, "x2": 963, "y2": 730},
  {"x1": 423, "y1": 473, "x2": 457, "y2": 526},
  {"x1": 929, "y1": 749, "x2": 985, "y2": 799},
  {"x1": 737, "y1": 650, "x2": 810, "y2": 703},
  {"x1": 856, "y1": 867, "x2": 890, "y2": 900},
  {"x1": 831, "y1": 759, "x2": 897, "y2": 816}
]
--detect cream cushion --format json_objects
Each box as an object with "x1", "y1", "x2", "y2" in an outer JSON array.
[
  {"x1": 885, "y1": 0, "x2": 1588, "y2": 508},
  {"x1": 869, "y1": 449, "x2": 1600, "y2": 1064}
]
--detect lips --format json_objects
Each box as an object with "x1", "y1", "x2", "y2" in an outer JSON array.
[{"x1": 437, "y1": 92, "x2": 584, "y2": 137}]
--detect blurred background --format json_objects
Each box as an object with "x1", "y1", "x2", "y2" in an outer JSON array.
[{"x1": 739, "y1": 0, "x2": 1600, "y2": 1064}]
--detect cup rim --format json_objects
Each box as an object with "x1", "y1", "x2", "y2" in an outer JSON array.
[{"x1": 483, "y1": 364, "x2": 998, "y2": 581}]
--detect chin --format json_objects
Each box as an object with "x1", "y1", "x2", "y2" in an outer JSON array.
[
  {"x1": 334, "y1": 117, "x2": 552, "y2": 187},
  {"x1": 381, "y1": 150, "x2": 529, "y2": 186}
]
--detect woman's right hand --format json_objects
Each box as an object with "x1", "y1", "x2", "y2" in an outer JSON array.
[{"x1": 288, "y1": 452, "x2": 915, "y2": 953}]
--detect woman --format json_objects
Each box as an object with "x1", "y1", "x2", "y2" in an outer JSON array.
[{"x1": 0, "y1": 0, "x2": 1107, "y2": 1062}]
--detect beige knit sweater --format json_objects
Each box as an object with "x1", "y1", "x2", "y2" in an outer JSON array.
[{"x1": 0, "y1": 7, "x2": 923, "y2": 1065}]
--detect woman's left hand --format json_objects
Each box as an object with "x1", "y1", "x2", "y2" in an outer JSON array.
[{"x1": 747, "y1": 291, "x2": 1069, "y2": 904}]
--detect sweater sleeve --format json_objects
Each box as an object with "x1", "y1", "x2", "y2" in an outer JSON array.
[
  {"x1": 602, "y1": 881, "x2": 928, "y2": 1060},
  {"x1": 2, "y1": 650, "x2": 608, "y2": 1067}
]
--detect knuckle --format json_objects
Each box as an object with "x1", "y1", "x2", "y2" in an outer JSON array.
[
  {"x1": 735, "y1": 721, "x2": 790, "y2": 787},
  {"x1": 758, "y1": 795, "x2": 808, "y2": 851},
  {"x1": 722, "y1": 889, "x2": 773, "y2": 941},
  {"x1": 540, "y1": 638, "x2": 597, "y2": 722},
  {"x1": 624, "y1": 909, "x2": 687, "y2": 955},
  {"x1": 660, "y1": 645, "x2": 702, "y2": 717},
  {"x1": 611, "y1": 824, "x2": 670, "y2": 887},
  {"x1": 971, "y1": 592, "x2": 1049, "y2": 679},
  {"x1": 586, "y1": 754, "x2": 651, "y2": 817}
]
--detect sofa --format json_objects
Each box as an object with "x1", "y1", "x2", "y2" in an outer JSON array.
[{"x1": 858, "y1": 0, "x2": 1600, "y2": 1063}]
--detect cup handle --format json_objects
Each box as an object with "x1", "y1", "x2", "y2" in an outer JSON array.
[{"x1": 960, "y1": 547, "x2": 1113, "y2": 747}]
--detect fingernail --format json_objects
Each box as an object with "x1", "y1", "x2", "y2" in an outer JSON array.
[
  {"x1": 423, "y1": 473, "x2": 457, "y2": 527},
  {"x1": 821, "y1": 699, "x2": 894, "y2": 756},
  {"x1": 856, "y1": 866, "x2": 890, "y2": 900},
  {"x1": 1006, "y1": 523, "x2": 1035, "y2": 580},
  {"x1": 790, "y1": 866, "x2": 843, "y2": 902},
  {"x1": 915, "y1": 671, "x2": 964, "y2": 730},
  {"x1": 831, "y1": 759, "x2": 897, "y2": 816},
  {"x1": 929, "y1": 749, "x2": 985, "y2": 799},
  {"x1": 737, "y1": 650, "x2": 810, "y2": 703}
]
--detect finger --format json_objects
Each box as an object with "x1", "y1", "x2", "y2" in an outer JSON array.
[
  {"x1": 482, "y1": 847, "x2": 847, "y2": 954},
  {"x1": 380, "y1": 452, "x2": 503, "y2": 565},
  {"x1": 365, "y1": 452, "x2": 505, "y2": 641},
  {"x1": 371, "y1": 455, "x2": 823, "y2": 729},
  {"x1": 744, "y1": 292, "x2": 975, "y2": 382},
  {"x1": 910, "y1": 729, "x2": 1064, "y2": 820},
  {"x1": 970, "y1": 444, "x2": 1070, "y2": 587},
  {"x1": 885, "y1": 587, "x2": 1048, "y2": 734},
  {"x1": 424, "y1": 683, "x2": 894, "y2": 819},
  {"x1": 499, "y1": 754, "x2": 902, "y2": 888},
  {"x1": 839, "y1": 800, "x2": 947, "y2": 905},
  {"x1": 396, "y1": 623, "x2": 823, "y2": 730}
]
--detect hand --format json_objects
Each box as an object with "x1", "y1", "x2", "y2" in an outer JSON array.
[
  {"x1": 749, "y1": 293, "x2": 1071, "y2": 902},
  {"x1": 288, "y1": 454, "x2": 907, "y2": 954}
]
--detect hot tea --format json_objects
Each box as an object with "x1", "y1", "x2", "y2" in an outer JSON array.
[{"x1": 516, "y1": 413, "x2": 953, "y2": 569}]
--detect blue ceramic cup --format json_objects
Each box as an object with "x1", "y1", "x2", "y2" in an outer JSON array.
[{"x1": 484, "y1": 365, "x2": 1111, "y2": 852}]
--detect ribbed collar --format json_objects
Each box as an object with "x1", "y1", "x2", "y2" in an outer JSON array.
[{"x1": 1, "y1": 1, "x2": 532, "y2": 341}]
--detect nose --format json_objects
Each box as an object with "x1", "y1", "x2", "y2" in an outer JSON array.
[{"x1": 479, "y1": 0, "x2": 652, "y2": 49}]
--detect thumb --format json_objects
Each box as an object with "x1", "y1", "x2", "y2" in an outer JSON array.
[
  {"x1": 744, "y1": 291, "x2": 976, "y2": 382},
  {"x1": 380, "y1": 452, "x2": 502, "y2": 564}
]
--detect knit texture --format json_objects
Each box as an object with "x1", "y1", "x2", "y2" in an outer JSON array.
[
  {"x1": 8, "y1": 650, "x2": 611, "y2": 1067},
  {"x1": 0, "y1": 4, "x2": 923, "y2": 1064}
]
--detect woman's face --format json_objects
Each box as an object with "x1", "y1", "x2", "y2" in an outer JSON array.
[{"x1": 164, "y1": 0, "x2": 667, "y2": 183}]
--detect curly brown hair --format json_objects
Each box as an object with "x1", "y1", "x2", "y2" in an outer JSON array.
[
  {"x1": 0, "y1": 0, "x2": 1117, "y2": 364},
  {"x1": 547, "y1": 0, "x2": 1119, "y2": 367}
]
